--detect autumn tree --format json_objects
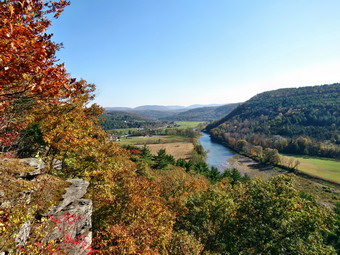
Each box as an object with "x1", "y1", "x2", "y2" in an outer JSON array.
[
  {"x1": 262, "y1": 148, "x2": 281, "y2": 165},
  {"x1": 151, "y1": 166, "x2": 209, "y2": 216},
  {"x1": 1, "y1": 1, "x2": 176, "y2": 254},
  {"x1": 0, "y1": 0, "x2": 88, "y2": 150},
  {"x1": 92, "y1": 166, "x2": 175, "y2": 255}
]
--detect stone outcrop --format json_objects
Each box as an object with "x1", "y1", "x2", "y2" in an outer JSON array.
[
  {"x1": 15, "y1": 158, "x2": 44, "y2": 178},
  {"x1": 44, "y1": 179, "x2": 93, "y2": 255},
  {"x1": 46, "y1": 179, "x2": 90, "y2": 215},
  {"x1": 13, "y1": 179, "x2": 92, "y2": 254},
  {"x1": 15, "y1": 220, "x2": 31, "y2": 247},
  {"x1": 0, "y1": 158, "x2": 93, "y2": 254},
  {"x1": 46, "y1": 198, "x2": 93, "y2": 254}
]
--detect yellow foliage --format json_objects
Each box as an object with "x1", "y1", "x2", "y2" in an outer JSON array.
[
  {"x1": 152, "y1": 166, "x2": 210, "y2": 216},
  {"x1": 0, "y1": 158, "x2": 68, "y2": 252}
]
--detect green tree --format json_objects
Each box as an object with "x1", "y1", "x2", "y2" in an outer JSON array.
[
  {"x1": 178, "y1": 176, "x2": 335, "y2": 254},
  {"x1": 140, "y1": 145, "x2": 153, "y2": 162},
  {"x1": 236, "y1": 139, "x2": 247, "y2": 151},
  {"x1": 327, "y1": 202, "x2": 340, "y2": 253},
  {"x1": 263, "y1": 148, "x2": 281, "y2": 165},
  {"x1": 207, "y1": 167, "x2": 221, "y2": 184},
  {"x1": 178, "y1": 184, "x2": 235, "y2": 253},
  {"x1": 153, "y1": 149, "x2": 175, "y2": 169}
]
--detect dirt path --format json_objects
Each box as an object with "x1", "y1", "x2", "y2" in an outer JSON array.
[{"x1": 228, "y1": 155, "x2": 287, "y2": 179}]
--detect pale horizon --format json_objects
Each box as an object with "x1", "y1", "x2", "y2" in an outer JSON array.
[{"x1": 49, "y1": 0, "x2": 340, "y2": 108}]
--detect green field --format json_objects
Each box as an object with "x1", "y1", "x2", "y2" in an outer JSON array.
[
  {"x1": 112, "y1": 121, "x2": 201, "y2": 145},
  {"x1": 118, "y1": 135, "x2": 193, "y2": 145},
  {"x1": 173, "y1": 121, "x2": 202, "y2": 129},
  {"x1": 284, "y1": 155, "x2": 340, "y2": 184},
  {"x1": 110, "y1": 121, "x2": 201, "y2": 134}
]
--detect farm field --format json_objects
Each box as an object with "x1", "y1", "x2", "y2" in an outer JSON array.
[
  {"x1": 115, "y1": 121, "x2": 201, "y2": 159},
  {"x1": 137, "y1": 142, "x2": 194, "y2": 159},
  {"x1": 283, "y1": 155, "x2": 340, "y2": 184},
  {"x1": 115, "y1": 121, "x2": 202, "y2": 145},
  {"x1": 118, "y1": 135, "x2": 193, "y2": 145},
  {"x1": 110, "y1": 121, "x2": 202, "y2": 135},
  {"x1": 173, "y1": 121, "x2": 202, "y2": 129}
]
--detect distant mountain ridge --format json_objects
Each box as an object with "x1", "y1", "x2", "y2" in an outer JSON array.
[
  {"x1": 105, "y1": 104, "x2": 223, "y2": 112},
  {"x1": 134, "y1": 105, "x2": 184, "y2": 111},
  {"x1": 104, "y1": 103, "x2": 239, "y2": 121},
  {"x1": 162, "y1": 103, "x2": 241, "y2": 121}
]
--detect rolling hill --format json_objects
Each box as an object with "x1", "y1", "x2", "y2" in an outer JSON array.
[
  {"x1": 134, "y1": 105, "x2": 184, "y2": 111},
  {"x1": 132, "y1": 110, "x2": 180, "y2": 119},
  {"x1": 101, "y1": 110, "x2": 163, "y2": 130},
  {"x1": 104, "y1": 104, "x2": 223, "y2": 113},
  {"x1": 207, "y1": 83, "x2": 340, "y2": 158},
  {"x1": 162, "y1": 103, "x2": 241, "y2": 121},
  {"x1": 103, "y1": 104, "x2": 236, "y2": 121}
]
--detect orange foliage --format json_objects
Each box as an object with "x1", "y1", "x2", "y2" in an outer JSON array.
[
  {"x1": 0, "y1": 0, "x2": 89, "y2": 148},
  {"x1": 1, "y1": 2, "x2": 182, "y2": 254},
  {"x1": 93, "y1": 167, "x2": 175, "y2": 255},
  {"x1": 152, "y1": 166, "x2": 210, "y2": 216}
]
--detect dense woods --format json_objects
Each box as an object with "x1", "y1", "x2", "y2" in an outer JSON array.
[
  {"x1": 207, "y1": 84, "x2": 340, "y2": 160},
  {"x1": 0, "y1": 1, "x2": 338, "y2": 254},
  {"x1": 101, "y1": 110, "x2": 165, "y2": 130}
]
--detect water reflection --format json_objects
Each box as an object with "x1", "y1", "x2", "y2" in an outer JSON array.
[{"x1": 198, "y1": 132, "x2": 236, "y2": 172}]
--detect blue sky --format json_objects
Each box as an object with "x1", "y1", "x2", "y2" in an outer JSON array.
[{"x1": 50, "y1": 0, "x2": 340, "y2": 107}]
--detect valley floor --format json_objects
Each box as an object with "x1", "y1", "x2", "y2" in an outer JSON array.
[
  {"x1": 118, "y1": 135, "x2": 192, "y2": 146},
  {"x1": 229, "y1": 155, "x2": 340, "y2": 208},
  {"x1": 282, "y1": 154, "x2": 340, "y2": 184},
  {"x1": 136, "y1": 142, "x2": 194, "y2": 160}
]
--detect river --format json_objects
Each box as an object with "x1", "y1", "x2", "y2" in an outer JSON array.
[
  {"x1": 198, "y1": 132, "x2": 285, "y2": 178},
  {"x1": 198, "y1": 132, "x2": 236, "y2": 172}
]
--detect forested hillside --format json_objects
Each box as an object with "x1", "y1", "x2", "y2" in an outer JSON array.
[
  {"x1": 132, "y1": 109, "x2": 179, "y2": 119},
  {"x1": 207, "y1": 84, "x2": 340, "y2": 159},
  {"x1": 162, "y1": 103, "x2": 241, "y2": 121},
  {"x1": 101, "y1": 110, "x2": 165, "y2": 129}
]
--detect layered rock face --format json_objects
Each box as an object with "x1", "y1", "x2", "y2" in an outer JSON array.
[
  {"x1": 44, "y1": 179, "x2": 93, "y2": 255},
  {"x1": 0, "y1": 158, "x2": 93, "y2": 254}
]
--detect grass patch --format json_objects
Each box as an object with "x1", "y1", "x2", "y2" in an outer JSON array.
[
  {"x1": 229, "y1": 155, "x2": 340, "y2": 207},
  {"x1": 283, "y1": 154, "x2": 340, "y2": 184},
  {"x1": 118, "y1": 135, "x2": 193, "y2": 145},
  {"x1": 173, "y1": 121, "x2": 202, "y2": 129}
]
